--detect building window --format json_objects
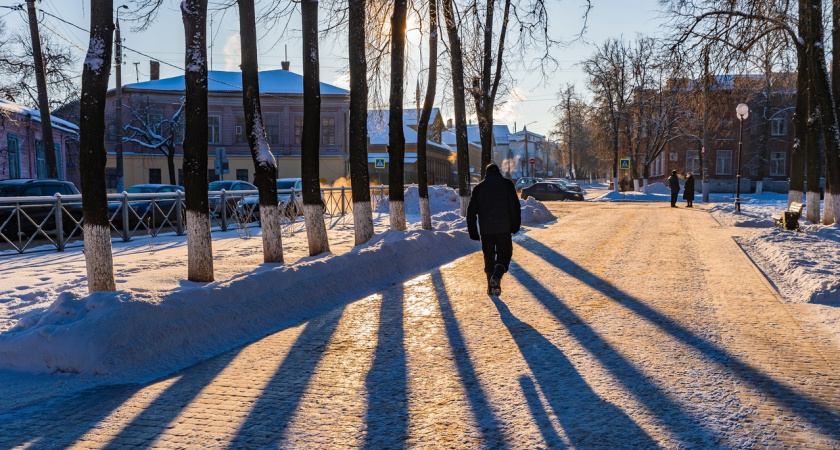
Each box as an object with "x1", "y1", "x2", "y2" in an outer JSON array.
[
  {"x1": 54, "y1": 144, "x2": 63, "y2": 180},
  {"x1": 149, "y1": 168, "x2": 162, "y2": 184},
  {"x1": 208, "y1": 169, "x2": 220, "y2": 182},
  {"x1": 148, "y1": 109, "x2": 163, "y2": 136},
  {"x1": 294, "y1": 115, "x2": 303, "y2": 146},
  {"x1": 265, "y1": 116, "x2": 279, "y2": 146},
  {"x1": 7, "y1": 135, "x2": 20, "y2": 179},
  {"x1": 208, "y1": 115, "x2": 221, "y2": 144},
  {"x1": 321, "y1": 116, "x2": 336, "y2": 145},
  {"x1": 716, "y1": 150, "x2": 732, "y2": 175},
  {"x1": 105, "y1": 168, "x2": 117, "y2": 190},
  {"x1": 105, "y1": 121, "x2": 117, "y2": 142},
  {"x1": 686, "y1": 150, "x2": 700, "y2": 175},
  {"x1": 770, "y1": 152, "x2": 786, "y2": 176},
  {"x1": 236, "y1": 169, "x2": 249, "y2": 181},
  {"x1": 35, "y1": 140, "x2": 47, "y2": 179},
  {"x1": 174, "y1": 115, "x2": 185, "y2": 144},
  {"x1": 235, "y1": 116, "x2": 246, "y2": 144},
  {"x1": 771, "y1": 117, "x2": 787, "y2": 136}
]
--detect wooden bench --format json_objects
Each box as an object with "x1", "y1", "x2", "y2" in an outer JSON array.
[{"x1": 773, "y1": 202, "x2": 804, "y2": 230}]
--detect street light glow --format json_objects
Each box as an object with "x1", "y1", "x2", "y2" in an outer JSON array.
[{"x1": 736, "y1": 103, "x2": 749, "y2": 120}]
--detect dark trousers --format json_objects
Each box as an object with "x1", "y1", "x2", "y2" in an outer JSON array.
[
  {"x1": 481, "y1": 233, "x2": 513, "y2": 275},
  {"x1": 670, "y1": 191, "x2": 678, "y2": 207}
]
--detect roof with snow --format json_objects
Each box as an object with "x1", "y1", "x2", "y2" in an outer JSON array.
[
  {"x1": 442, "y1": 124, "x2": 513, "y2": 146},
  {"x1": 0, "y1": 99, "x2": 80, "y2": 134},
  {"x1": 402, "y1": 108, "x2": 441, "y2": 127},
  {"x1": 123, "y1": 69, "x2": 349, "y2": 96},
  {"x1": 367, "y1": 110, "x2": 420, "y2": 145}
]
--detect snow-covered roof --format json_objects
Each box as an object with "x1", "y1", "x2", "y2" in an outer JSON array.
[
  {"x1": 402, "y1": 108, "x2": 440, "y2": 127},
  {"x1": 0, "y1": 99, "x2": 80, "y2": 134},
  {"x1": 124, "y1": 69, "x2": 349, "y2": 96},
  {"x1": 509, "y1": 128, "x2": 545, "y2": 141},
  {"x1": 367, "y1": 110, "x2": 420, "y2": 145},
  {"x1": 466, "y1": 124, "x2": 511, "y2": 145}
]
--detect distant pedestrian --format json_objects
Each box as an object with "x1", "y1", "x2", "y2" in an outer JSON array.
[
  {"x1": 683, "y1": 173, "x2": 695, "y2": 207},
  {"x1": 619, "y1": 177, "x2": 629, "y2": 192},
  {"x1": 467, "y1": 163, "x2": 521, "y2": 296},
  {"x1": 668, "y1": 170, "x2": 680, "y2": 208}
]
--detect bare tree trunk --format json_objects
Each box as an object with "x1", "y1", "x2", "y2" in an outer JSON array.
[
  {"x1": 182, "y1": 0, "x2": 214, "y2": 281},
  {"x1": 79, "y1": 0, "x2": 115, "y2": 293},
  {"x1": 238, "y1": 0, "x2": 283, "y2": 262},
  {"x1": 441, "y1": 0, "x2": 471, "y2": 214},
  {"x1": 701, "y1": 50, "x2": 711, "y2": 203},
  {"x1": 803, "y1": 0, "x2": 840, "y2": 224},
  {"x1": 348, "y1": 0, "x2": 374, "y2": 245},
  {"x1": 790, "y1": 45, "x2": 806, "y2": 207},
  {"x1": 301, "y1": 0, "x2": 330, "y2": 255},
  {"x1": 806, "y1": 76, "x2": 822, "y2": 223},
  {"x1": 417, "y1": 0, "x2": 439, "y2": 231},
  {"x1": 387, "y1": 0, "x2": 408, "y2": 231},
  {"x1": 26, "y1": 0, "x2": 57, "y2": 179},
  {"x1": 166, "y1": 144, "x2": 177, "y2": 185}
]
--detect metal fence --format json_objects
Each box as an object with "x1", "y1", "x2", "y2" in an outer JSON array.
[{"x1": 0, "y1": 185, "x2": 393, "y2": 255}]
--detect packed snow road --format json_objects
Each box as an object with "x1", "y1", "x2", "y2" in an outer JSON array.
[{"x1": 4, "y1": 202, "x2": 840, "y2": 448}]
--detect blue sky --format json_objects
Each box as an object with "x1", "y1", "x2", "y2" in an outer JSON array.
[{"x1": 2, "y1": 0, "x2": 664, "y2": 137}]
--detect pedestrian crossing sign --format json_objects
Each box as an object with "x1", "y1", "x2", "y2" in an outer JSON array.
[
  {"x1": 620, "y1": 158, "x2": 630, "y2": 170},
  {"x1": 374, "y1": 158, "x2": 386, "y2": 169}
]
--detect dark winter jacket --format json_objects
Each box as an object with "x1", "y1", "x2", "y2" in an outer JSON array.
[
  {"x1": 668, "y1": 174, "x2": 680, "y2": 193},
  {"x1": 683, "y1": 175, "x2": 695, "y2": 200},
  {"x1": 467, "y1": 165, "x2": 521, "y2": 239}
]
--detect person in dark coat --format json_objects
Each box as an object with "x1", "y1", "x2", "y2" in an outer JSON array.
[
  {"x1": 683, "y1": 173, "x2": 695, "y2": 207},
  {"x1": 467, "y1": 163, "x2": 521, "y2": 295},
  {"x1": 668, "y1": 170, "x2": 680, "y2": 208}
]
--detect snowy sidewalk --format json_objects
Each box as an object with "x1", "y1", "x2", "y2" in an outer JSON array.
[{"x1": 3, "y1": 202, "x2": 840, "y2": 448}]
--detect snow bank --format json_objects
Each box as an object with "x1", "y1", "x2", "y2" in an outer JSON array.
[
  {"x1": 377, "y1": 185, "x2": 461, "y2": 215},
  {"x1": 739, "y1": 224, "x2": 840, "y2": 304},
  {"x1": 0, "y1": 226, "x2": 478, "y2": 381},
  {"x1": 520, "y1": 197, "x2": 556, "y2": 224},
  {"x1": 646, "y1": 182, "x2": 673, "y2": 195}
]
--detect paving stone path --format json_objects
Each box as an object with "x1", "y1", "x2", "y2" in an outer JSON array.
[{"x1": 3, "y1": 202, "x2": 840, "y2": 449}]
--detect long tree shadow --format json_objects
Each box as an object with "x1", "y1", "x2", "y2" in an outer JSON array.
[
  {"x1": 227, "y1": 306, "x2": 346, "y2": 448},
  {"x1": 508, "y1": 265, "x2": 721, "y2": 447},
  {"x1": 517, "y1": 375, "x2": 565, "y2": 449},
  {"x1": 515, "y1": 233, "x2": 840, "y2": 441},
  {"x1": 489, "y1": 296, "x2": 657, "y2": 448},
  {"x1": 364, "y1": 285, "x2": 408, "y2": 449},
  {"x1": 431, "y1": 270, "x2": 509, "y2": 448}
]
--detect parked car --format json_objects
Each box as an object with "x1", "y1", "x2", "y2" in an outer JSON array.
[
  {"x1": 0, "y1": 179, "x2": 83, "y2": 237},
  {"x1": 514, "y1": 177, "x2": 545, "y2": 191},
  {"x1": 546, "y1": 178, "x2": 585, "y2": 194},
  {"x1": 236, "y1": 178, "x2": 304, "y2": 222},
  {"x1": 109, "y1": 184, "x2": 184, "y2": 227},
  {"x1": 521, "y1": 182, "x2": 584, "y2": 202},
  {"x1": 208, "y1": 180, "x2": 257, "y2": 216}
]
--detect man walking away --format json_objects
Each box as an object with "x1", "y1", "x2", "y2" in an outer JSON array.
[
  {"x1": 467, "y1": 163, "x2": 522, "y2": 296},
  {"x1": 668, "y1": 170, "x2": 680, "y2": 208}
]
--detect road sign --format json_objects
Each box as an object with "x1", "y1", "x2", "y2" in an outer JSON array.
[
  {"x1": 619, "y1": 158, "x2": 630, "y2": 170},
  {"x1": 529, "y1": 157, "x2": 536, "y2": 165},
  {"x1": 374, "y1": 158, "x2": 386, "y2": 169},
  {"x1": 214, "y1": 159, "x2": 229, "y2": 175}
]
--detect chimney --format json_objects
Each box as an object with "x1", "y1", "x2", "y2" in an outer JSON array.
[
  {"x1": 447, "y1": 118, "x2": 453, "y2": 128},
  {"x1": 150, "y1": 60, "x2": 160, "y2": 81},
  {"x1": 281, "y1": 61, "x2": 290, "y2": 71}
]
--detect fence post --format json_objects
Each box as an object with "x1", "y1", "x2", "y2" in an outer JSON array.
[
  {"x1": 176, "y1": 190, "x2": 184, "y2": 235},
  {"x1": 221, "y1": 189, "x2": 228, "y2": 231},
  {"x1": 340, "y1": 186, "x2": 346, "y2": 216},
  {"x1": 121, "y1": 191, "x2": 130, "y2": 242},
  {"x1": 55, "y1": 193, "x2": 64, "y2": 251}
]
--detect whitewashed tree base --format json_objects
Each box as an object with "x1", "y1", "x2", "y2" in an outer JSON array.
[
  {"x1": 303, "y1": 203, "x2": 331, "y2": 256},
  {"x1": 353, "y1": 201, "x2": 374, "y2": 245},
  {"x1": 613, "y1": 177, "x2": 619, "y2": 193},
  {"x1": 389, "y1": 200, "x2": 407, "y2": 231},
  {"x1": 260, "y1": 204, "x2": 284, "y2": 263},
  {"x1": 83, "y1": 223, "x2": 115, "y2": 292},
  {"x1": 789, "y1": 190, "x2": 804, "y2": 206},
  {"x1": 806, "y1": 191, "x2": 821, "y2": 224},
  {"x1": 642, "y1": 178, "x2": 649, "y2": 194},
  {"x1": 420, "y1": 197, "x2": 432, "y2": 230},
  {"x1": 825, "y1": 192, "x2": 839, "y2": 225},
  {"x1": 186, "y1": 210, "x2": 214, "y2": 282},
  {"x1": 459, "y1": 195, "x2": 470, "y2": 217}
]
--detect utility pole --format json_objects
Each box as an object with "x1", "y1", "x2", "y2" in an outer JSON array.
[
  {"x1": 133, "y1": 62, "x2": 139, "y2": 82},
  {"x1": 115, "y1": 5, "x2": 128, "y2": 192},
  {"x1": 26, "y1": 0, "x2": 57, "y2": 179}
]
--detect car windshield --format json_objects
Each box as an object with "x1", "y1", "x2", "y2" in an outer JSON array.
[
  {"x1": 208, "y1": 181, "x2": 234, "y2": 191},
  {"x1": 0, "y1": 185, "x2": 21, "y2": 197},
  {"x1": 126, "y1": 186, "x2": 159, "y2": 194},
  {"x1": 277, "y1": 180, "x2": 297, "y2": 189}
]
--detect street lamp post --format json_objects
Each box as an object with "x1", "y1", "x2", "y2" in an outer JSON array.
[
  {"x1": 522, "y1": 121, "x2": 536, "y2": 177},
  {"x1": 735, "y1": 103, "x2": 749, "y2": 212}
]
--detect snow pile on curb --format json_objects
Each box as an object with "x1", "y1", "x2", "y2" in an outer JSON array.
[
  {"x1": 376, "y1": 185, "x2": 460, "y2": 214},
  {"x1": 0, "y1": 226, "x2": 478, "y2": 382},
  {"x1": 708, "y1": 203, "x2": 777, "y2": 228},
  {"x1": 520, "y1": 197, "x2": 556, "y2": 224},
  {"x1": 739, "y1": 224, "x2": 840, "y2": 303},
  {"x1": 646, "y1": 182, "x2": 672, "y2": 195},
  {"x1": 592, "y1": 190, "x2": 672, "y2": 202}
]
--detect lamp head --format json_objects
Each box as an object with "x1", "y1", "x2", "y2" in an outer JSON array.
[{"x1": 736, "y1": 103, "x2": 749, "y2": 120}]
